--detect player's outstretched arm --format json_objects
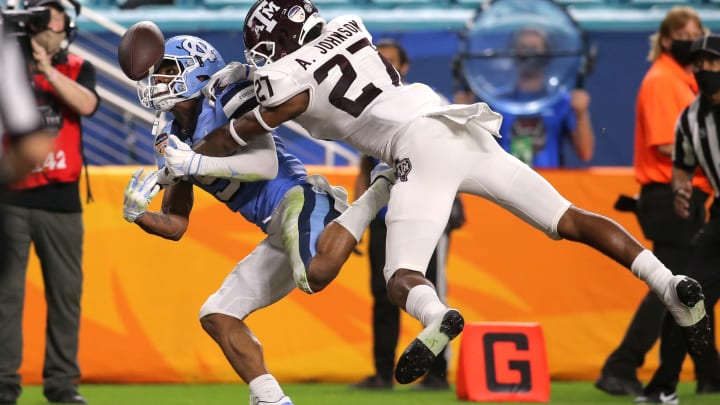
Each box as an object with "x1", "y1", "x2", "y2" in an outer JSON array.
[
  {"x1": 134, "y1": 180, "x2": 194, "y2": 241},
  {"x1": 193, "y1": 92, "x2": 310, "y2": 157},
  {"x1": 163, "y1": 133, "x2": 279, "y2": 181}
]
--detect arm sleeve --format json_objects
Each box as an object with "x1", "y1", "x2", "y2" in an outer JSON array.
[
  {"x1": 0, "y1": 34, "x2": 43, "y2": 138},
  {"x1": 193, "y1": 132, "x2": 279, "y2": 181}
]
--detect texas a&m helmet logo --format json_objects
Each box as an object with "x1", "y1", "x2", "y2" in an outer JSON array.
[
  {"x1": 394, "y1": 158, "x2": 412, "y2": 182},
  {"x1": 248, "y1": 0, "x2": 281, "y2": 35},
  {"x1": 246, "y1": 0, "x2": 317, "y2": 35}
]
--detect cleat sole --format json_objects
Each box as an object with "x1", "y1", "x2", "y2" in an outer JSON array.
[{"x1": 394, "y1": 309, "x2": 464, "y2": 384}]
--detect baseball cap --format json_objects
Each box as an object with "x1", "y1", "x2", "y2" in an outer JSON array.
[
  {"x1": 690, "y1": 34, "x2": 720, "y2": 59},
  {"x1": 24, "y1": 0, "x2": 64, "y2": 9},
  {"x1": 25, "y1": 0, "x2": 61, "y2": 5}
]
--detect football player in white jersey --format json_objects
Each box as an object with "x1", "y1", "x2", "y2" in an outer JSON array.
[{"x1": 167, "y1": 0, "x2": 712, "y2": 385}]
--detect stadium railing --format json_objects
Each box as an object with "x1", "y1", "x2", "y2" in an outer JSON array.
[{"x1": 74, "y1": 0, "x2": 720, "y2": 8}]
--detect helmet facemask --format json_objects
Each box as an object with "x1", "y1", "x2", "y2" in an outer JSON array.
[
  {"x1": 137, "y1": 57, "x2": 197, "y2": 111},
  {"x1": 245, "y1": 41, "x2": 276, "y2": 68},
  {"x1": 137, "y1": 35, "x2": 225, "y2": 112}
]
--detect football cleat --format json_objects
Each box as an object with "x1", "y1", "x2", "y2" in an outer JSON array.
[
  {"x1": 251, "y1": 395, "x2": 293, "y2": 405},
  {"x1": 395, "y1": 308, "x2": 464, "y2": 384},
  {"x1": 594, "y1": 372, "x2": 642, "y2": 396},
  {"x1": 664, "y1": 276, "x2": 711, "y2": 355},
  {"x1": 674, "y1": 276, "x2": 704, "y2": 309},
  {"x1": 634, "y1": 391, "x2": 679, "y2": 404},
  {"x1": 682, "y1": 309, "x2": 712, "y2": 358}
]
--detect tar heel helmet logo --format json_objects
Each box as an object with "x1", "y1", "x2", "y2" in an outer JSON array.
[
  {"x1": 249, "y1": 0, "x2": 281, "y2": 34},
  {"x1": 181, "y1": 37, "x2": 218, "y2": 64}
]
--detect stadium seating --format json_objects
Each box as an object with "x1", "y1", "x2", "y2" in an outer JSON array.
[{"x1": 73, "y1": 0, "x2": 720, "y2": 9}]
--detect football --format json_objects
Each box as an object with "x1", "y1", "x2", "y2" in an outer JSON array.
[{"x1": 117, "y1": 20, "x2": 165, "y2": 81}]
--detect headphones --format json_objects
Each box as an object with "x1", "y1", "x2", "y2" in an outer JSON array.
[{"x1": 63, "y1": 8, "x2": 78, "y2": 44}]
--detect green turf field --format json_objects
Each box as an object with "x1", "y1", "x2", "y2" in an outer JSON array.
[{"x1": 12, "y1": 382, "x2": 720, "y2": 404}]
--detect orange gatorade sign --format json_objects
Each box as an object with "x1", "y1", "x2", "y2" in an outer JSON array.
[{"x1": 456, "y1": 322, "x2": 550, "y2": 402}]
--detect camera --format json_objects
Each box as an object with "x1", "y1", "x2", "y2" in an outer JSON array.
[
  {"x1": 1, "y1": 6, "x2": 64, "y2": 132},
  {"x1": 0, "y1": 7, "x2": 50, "y2": 73},
  {"x1": 1, "y1": 7, "x2": 50, "y2": 38}
]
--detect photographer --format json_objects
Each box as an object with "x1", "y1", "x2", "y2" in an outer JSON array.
[{"x1": 0, "y1": 0, "x2": 98, "y2": 404}]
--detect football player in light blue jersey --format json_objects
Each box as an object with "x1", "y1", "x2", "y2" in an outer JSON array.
[
  {"x1": 154, "y1": 81, "x2": 308, "y2": 233},
  {"x1": 120, "y1": 35, "x2": 394, "y2": 405}
]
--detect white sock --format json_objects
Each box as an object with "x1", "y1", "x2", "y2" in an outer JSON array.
[
  {"x1": 333, "y1": 178, "x2": 391, "y2": 242},
  {"x1": 405, "y1": 285, "x2": 447, "y2": 327},
  {"x1": 249, "y1": 374, "x2": 285, "y2": 403},
  {"x1": 630, "y1": 249, "x2": 673, "y2": 296},
  {"x1": 632, "y1": 250, "x2": 706, "y2": 326}
]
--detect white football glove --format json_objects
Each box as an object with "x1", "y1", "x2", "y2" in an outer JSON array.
[
  {"x1": 163, "y1": 134, "x2": 251, "y2": 179},
  {"x1": 156, "y1": 166, "x2": 181, "y2": 186},
  {"x1": 203, "y1": 61, "x2": 255, "y2": 107},
  {"x1": 164, "y1": 134, "x2": 202, "y2": 178},
  {"x1": 123, "y1": 169, "x2": 161, "y2": 223}
]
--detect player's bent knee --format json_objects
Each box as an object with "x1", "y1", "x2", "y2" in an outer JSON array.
[
  {"x1": 200, "y1": 313, "x2": 222, "y2": 339},
  {"x1": 304, "y1": 261, "x2": 343, "y2": 293},
  {"x1": 306, "y1": 280, "x2": 324, "y2": 294},
  {"x1": 306, "y1": 272, "x2": 333, "y2": 294},
  {"x1": 200, "y1": 312, "x2": 240, "y2": 341}
]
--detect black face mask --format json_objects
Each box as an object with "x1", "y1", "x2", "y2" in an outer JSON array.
[
  {"x1": 670, "y1": 40, "x2": 694, "y2": 66},
  {"x1": 695, "y1": 70, "x2": 720, "y2": 96}
]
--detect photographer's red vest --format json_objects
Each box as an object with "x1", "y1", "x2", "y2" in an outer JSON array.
[{"x1": 10, "y1": 54, "x2": 85, "y2": 190}]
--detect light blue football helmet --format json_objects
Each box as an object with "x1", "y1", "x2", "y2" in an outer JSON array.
[{"x1": 138, "y1": 35, "x2": 226, "y2": 111}]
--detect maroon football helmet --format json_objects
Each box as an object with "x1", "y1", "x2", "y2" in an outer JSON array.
[{"x1": 243, "y1": 0, "x2": 326, "y2": 67}]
